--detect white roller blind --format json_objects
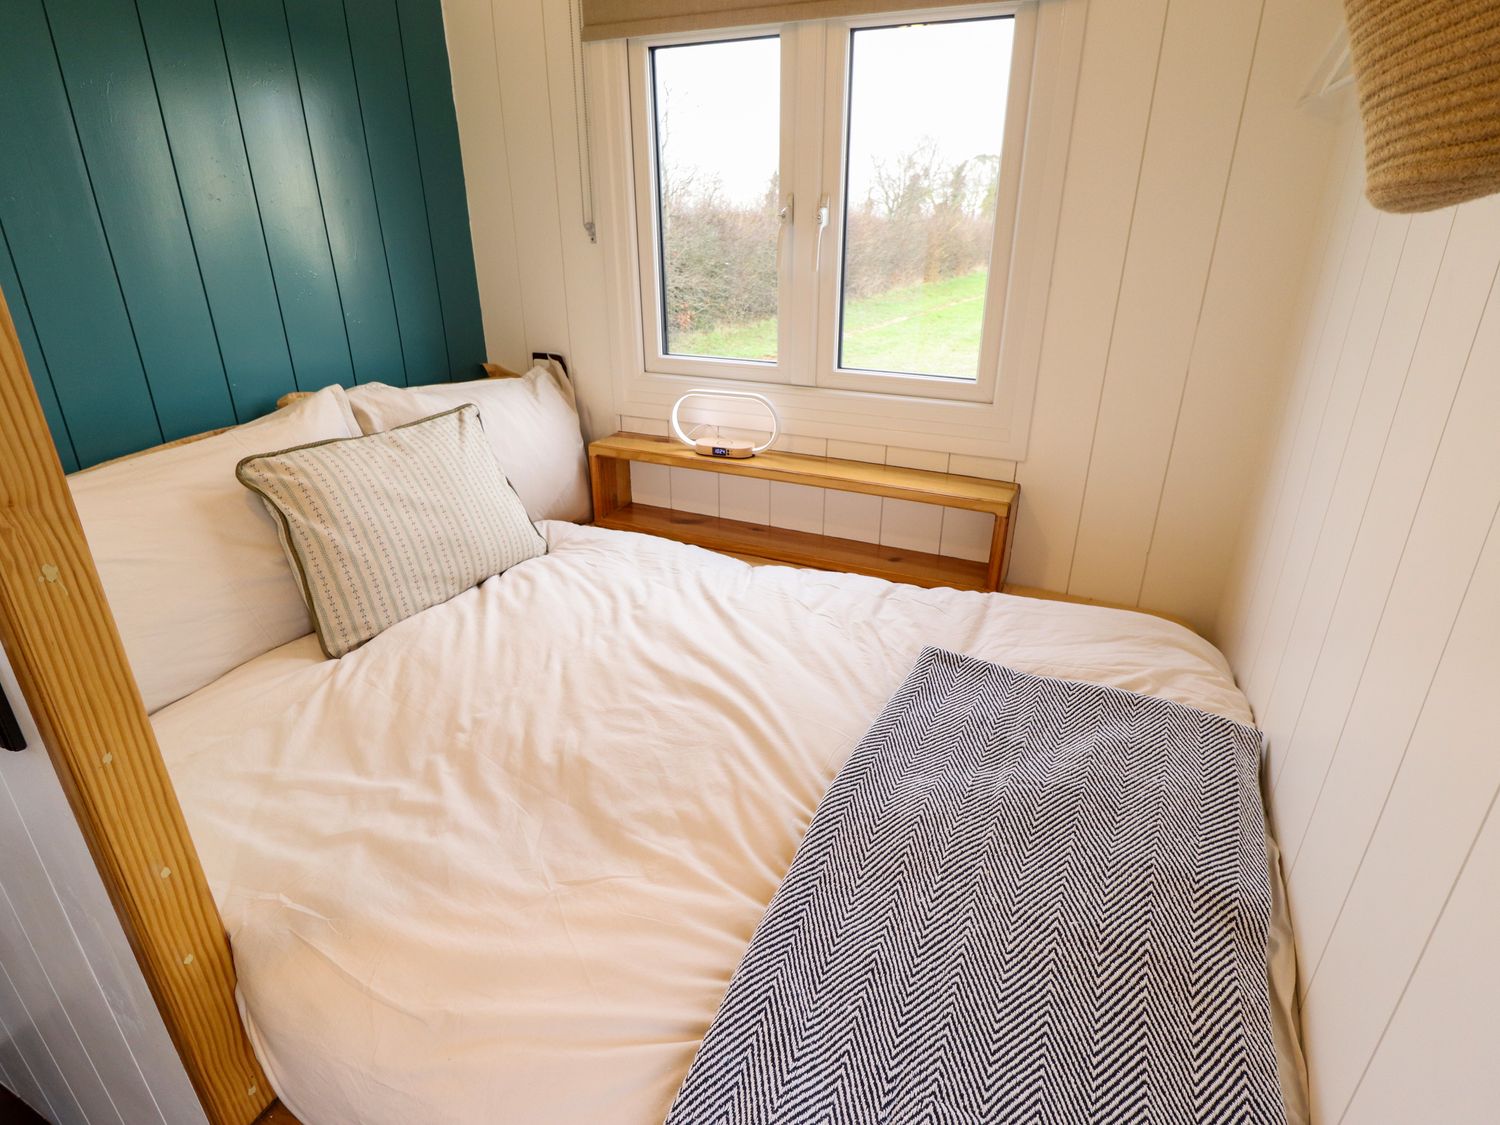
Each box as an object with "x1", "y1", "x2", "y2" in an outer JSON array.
[{"x1": 581, "y1": 0, "x2": 978, "y2": 41}]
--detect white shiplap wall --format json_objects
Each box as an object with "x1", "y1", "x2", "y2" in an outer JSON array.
[
  {"x1": 0, "y1": 651, "x2": 206, "y2": 1125},
  {"x1": 440, "y1": 0, "x2": 1348, "y2": 635},
  {"x1": 1216, "y1": 107, "x2": 1500, "y2": 1123}
]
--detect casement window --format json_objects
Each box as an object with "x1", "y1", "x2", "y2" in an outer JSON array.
[{"x1": 594, "y1": 2, "x2": 1083, "y2": 457}]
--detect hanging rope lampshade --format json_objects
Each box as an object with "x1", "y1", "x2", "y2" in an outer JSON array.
[{"x1": 1342, "y1": 0, "x2": 1500, "y2": 213}]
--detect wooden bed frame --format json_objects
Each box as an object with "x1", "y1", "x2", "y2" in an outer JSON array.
[{"x1": 0, "y1": 288, "x2": 526, "y2": 1123}]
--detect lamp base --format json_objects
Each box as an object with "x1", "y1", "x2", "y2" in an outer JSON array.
[{"x1": 692, "y1": 438, "x2": 756, "y2": 459}]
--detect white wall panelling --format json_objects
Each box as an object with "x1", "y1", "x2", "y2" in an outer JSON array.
[
  {"x1": 0, "y1": 649, "x2": 206, "y2": 1125},
  {"x1": 1216, "y1": 100, "x2": 1500, "y2": 1123},
  {"x1": 441, "y1": 0, "x2": 1347, "y2": 631}
]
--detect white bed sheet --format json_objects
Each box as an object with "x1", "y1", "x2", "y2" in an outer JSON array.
[{"x1": 153, "y1": 522, "x2": 1274, "y2": 1124}]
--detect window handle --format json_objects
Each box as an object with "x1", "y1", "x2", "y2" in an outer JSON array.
[
  {"x1": 776, "y1": 195, "x2": 794, "y2": 270},
  {"x1": 814, "y1": 195, "x2": 831, "y2": 271}
]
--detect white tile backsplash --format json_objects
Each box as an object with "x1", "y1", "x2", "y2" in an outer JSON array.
[
  {"x1": 826, "y1": 439, "x2": 885, "y2": 464},
  {"x1": 718, "y1": 476, "x2": 771, "y2": 524},
  {"x1": 823, "y1": 490, "x2": 883, "y2": 544},
  {"x1": 769, "y1": 482, "x2": 824, "y2": 534},
  {"x1": 885, "y1": 446, "x2": 950, "y2": 472},
  {"x1": 879, "y1": 498, "x2": 944, "y2": 553},
  {"x1": 668, "y1": 467, "x2": 718, "y2": 516},
  {"x1": 629, "y1": 461, "x2": 672, "y2": 508},
  {"x1": 939, "y1": 507, "x2": 996, "y2": 563},
  {"x1": 949, "y1": 453, "x2": 1018, "y2": 482}
]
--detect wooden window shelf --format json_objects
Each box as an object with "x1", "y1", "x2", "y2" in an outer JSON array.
[{"x1": 588, "y1": 433, "x2": 1018, "y2": 592}]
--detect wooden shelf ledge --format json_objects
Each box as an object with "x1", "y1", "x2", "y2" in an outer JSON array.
[
  {"x1": 588, "y1": 433, "x2": 1018, "y2": 591},
  {"x1": 589, "y1": 433, "x2": 1017, "y2": 517},
  {"x1": 597, "y1": 503, "x2": 991, "y2": 591}
]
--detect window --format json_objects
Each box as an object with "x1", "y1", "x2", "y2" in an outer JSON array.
[
  {"x1": 834, "y1": 19, "x2": 1013, "y2": 382},
  {"x1": 601, "y1": 1, "x2": 1078, "y2": 457},
  {"x1": 651, "y1": 36, "x2": 783, "y2": 366},
  {"x1": 628, "y1": 5, "x2": 1033, "y2": 402}
]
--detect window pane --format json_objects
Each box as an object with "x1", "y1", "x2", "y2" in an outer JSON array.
[
  {"x1": 652, "y1": 37, "x2": 780, "y2": 363},
  {"x1": 839, "y1": 18, "x2": 1014, "y2": 380}
]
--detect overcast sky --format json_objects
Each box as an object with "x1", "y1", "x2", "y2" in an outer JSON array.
[{"x1": 654, "y1": 17, "x2": 1014, "y2": 208}]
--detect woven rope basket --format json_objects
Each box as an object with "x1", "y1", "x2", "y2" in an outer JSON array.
[{"x1": 1343, "y1": 0, "x2": 1500, "y2": 213}]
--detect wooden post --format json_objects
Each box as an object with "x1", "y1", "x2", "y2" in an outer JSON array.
[{"x1": 0, "y1": 286, "x2": 273, "y2": 1124}]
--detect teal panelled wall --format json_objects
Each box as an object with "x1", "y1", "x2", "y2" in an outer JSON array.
[{"x1": 0, "y1": 0, "x2": 486, "y2": 470}]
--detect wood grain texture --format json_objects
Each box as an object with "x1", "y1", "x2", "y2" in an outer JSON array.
[
  {"x1": 590, "y1": 434, "x2": 1017, "y2": 517},
  {"x1": 252, "y1": 1100, "x2": 302, "y2": 1125},
  {"x1": 0, "y1": 287, "x2": 270, "y2": 1124},
  {"x1": 591, "y1": 433, "x2": 1015, "y2": 590}
]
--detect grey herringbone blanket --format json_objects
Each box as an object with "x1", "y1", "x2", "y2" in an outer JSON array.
[{"x1": 667, "y1": 648, "x2": 1285, "y2": 1124}]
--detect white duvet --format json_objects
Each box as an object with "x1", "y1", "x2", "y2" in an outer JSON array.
[{"x1": 153, "y1": 523, "x2": 1258, "y2": 1125}]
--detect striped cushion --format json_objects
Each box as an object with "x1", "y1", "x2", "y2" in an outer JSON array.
[{"x1": 237, "y1": 405, "x2": 546, "y2": 658}]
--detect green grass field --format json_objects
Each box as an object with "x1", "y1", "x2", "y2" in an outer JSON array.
[{"x1": 672, "y1": 270, "x2": 987, "y2": 378}]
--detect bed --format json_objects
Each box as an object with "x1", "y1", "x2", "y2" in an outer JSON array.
[
  {"x1": 61, "y1": 369, "x2": 1304, "y2": 1123},
  {"x1": 146, "y1": 521, "x2": 1303, "y2": 1124}
]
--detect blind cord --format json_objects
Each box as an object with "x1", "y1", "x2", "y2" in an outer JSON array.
[{"x1": 568, "y1": 0, "x2": 598, "y2": 243}]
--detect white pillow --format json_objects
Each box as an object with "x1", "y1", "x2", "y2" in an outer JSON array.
[
  {"x1": 238, "y1": 405, "x2": 547, "y2": 658},
  {"x1": 344, "y1": 366, "x2": 591, "y2": 523},
  {"x1": 70, "y1": 386, "x2": 360, "y2": 713}
]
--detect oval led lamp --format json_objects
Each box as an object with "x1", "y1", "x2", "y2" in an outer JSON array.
[{"x1": 670, "y1": 390, "x2": 780, "y2": 459}]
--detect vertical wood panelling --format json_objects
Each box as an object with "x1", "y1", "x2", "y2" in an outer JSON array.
[
  {"x1": 218, "y1": 0, "x2": 356, "y2": 389},
  {"x1": 0, "y1": 958, "x2": 72, "y2": 1123},
  {"x1": 1136, "y1": 0, "x2": 1353, "y2": 628},
  {"x1": 1006, "y1": 0, "x2": 1169, "y2": 594},
  {"x1": 1244, "y1": 211, "x2": 1410, "y2": 704},
  {"x1": 1300, "y1": 513, "x2": 1500, "y2": 1121},
  {"x1": 0, "y1": 863, "x2": 124, "y2": 1125},
  {"x1": 0, "y1": 231, "x2": 75, "y2": 472},
  {"x1": 1251, "y1": 208, "x2": 1451, "y2": 757},
  {"x1": 1213, "y1": 136, "x2": 1366, "y2": 669},
  {"x1": 45, "y1": 0, "x2": 234, "y2": 440},
  {"x1": 133, "y1": 0, "x2": 295, "y2": 421},
  {"x1": 397, "y1": 0, "x2": 487, "y2": 379},
  {"x1": 0, "y1": 0, "x2": 162, "y2": 463},
  {"x1": 346, "y1": 0, "x2": 451, "y2": 384},
  {"x1": 0, "y1": 649, "x2": 207, "y2": 1125},
  {"x1": 539, "y1": 0, "x2": 618, "y2": 439},
  {"x1": 1268, "y1": 197, "x2": 1500, "y2": 846},
  {"x1": 283, "y1": 0, "x2": 406, "y2": 385},
  {"x1": 485, "y1": 0, "x2": 577, "y2": 364},
  {"x1": 1340, "y1": 794, "x2": 1500, "y2": 1124},
  {"x1": 1229, "y1": 167, "x2": 1379, "y2": 671},
  {"x1": 440, "y1": 0, "x2": 528, "y2": 372},
  {"x1": 1065, "y1": 0, "x2": 1262, "y2": 604},
  {"x1": 1218, "y1": 103, "x2": 1500, "y2": 1123},
  {"x1": 0, "y1": 0, "x2": 485, "y2": 465},
  {"x1": 1288, "y1": 274, "x2": 1500, "y2": 947}
]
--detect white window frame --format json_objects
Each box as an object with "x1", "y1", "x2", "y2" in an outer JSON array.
[
  {"x1": 591, "y1": 0, "x2": 1086, "y2": 459},
  {"x1": 628, "y1": 26, "x2": 801, "y2": 385},
  {"x1": 813, "y1": 8, "x2": 1035, "y2": 403}
]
